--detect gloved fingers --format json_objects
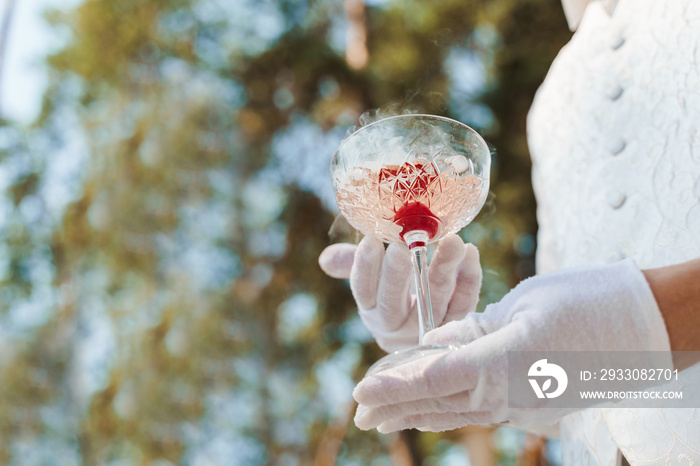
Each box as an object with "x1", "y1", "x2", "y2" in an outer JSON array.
[
  {"x1": 318, "y1": 243, "x2": 357, "y2": 279},
  {"x1": 426, "y1": 234, "x2": 468, "y2": 326},
  {"x1": 349, "y1": 236, "x2": 385, "y2": 310},
  {"x1": 421, "y1": 315, "x2": 486, "y2": 347},
  {"x1": 376, "y1": 410, "x2": 498, "y2": 434},
  {"x1": 353, "y1": 345, "x2": 481, "y2": 407},
  {"x1": 355, "y1": 389, "x2": 484, "y2": 430},
  {"x1": 417, "y1": 411, "x2": 503, "y2": 432},
  {"x1": 442, "y1": 242, "x2": 482, "y2": 324},
  {"x1": 374, "y1": 242, "x2": 414, "y2": 331},
  {"x1": 354, "y1": 323, "x2": 514, "y2": 408}
]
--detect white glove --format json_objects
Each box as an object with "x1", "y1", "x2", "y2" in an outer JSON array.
[
  {"x1": 318, "y1": 234, "x2": 482, "y2": 352},
  {"x1": 352, "y1": 259, "x2": 672, "y2": 432}
]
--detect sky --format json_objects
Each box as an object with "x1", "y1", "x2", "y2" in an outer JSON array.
[
  {"x1": 1, "y1": 0, "x2": 81, "y2": 124},
  {"x1": 0, "y1": 2, "x2": 560, "y2": 462}
]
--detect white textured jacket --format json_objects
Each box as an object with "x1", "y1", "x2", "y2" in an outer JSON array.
[{"x1": 528, "y1": 0, "x2": 700, "y2": 464}]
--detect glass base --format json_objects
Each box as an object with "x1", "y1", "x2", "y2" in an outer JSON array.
[{"x1": 367, "y1": 344, "x2": 454, "y2": 376}]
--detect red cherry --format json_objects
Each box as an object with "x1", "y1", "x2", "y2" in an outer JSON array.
[{"x1": 394, "y1": 202, "x2": 439, "y2": 240}]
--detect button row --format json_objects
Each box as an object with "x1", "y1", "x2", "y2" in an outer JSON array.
[{"x1": 607, "y1": 31, "x2": 628, "y2": 209}]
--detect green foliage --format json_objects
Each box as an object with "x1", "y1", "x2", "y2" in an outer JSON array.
[{"x1": 0, "y1": 0, "x2": 570, "y2": 464}]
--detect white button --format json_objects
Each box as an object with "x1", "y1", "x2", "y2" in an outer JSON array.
[
  {"x1": 607, "y1": 191, "x2": 626, "y2": 209},
  {"x1": 610, "y1": 35, "x2": 625, "y2": 50},
  {"x1": 607, "y1": 84, "x2": 624, "y2": 101},
  {"x1": 608, "y1": 139, "x2": 626, "y2": 155},
  {"x1": 608, "y1": 250, "x2": 625, "y2": 262}
]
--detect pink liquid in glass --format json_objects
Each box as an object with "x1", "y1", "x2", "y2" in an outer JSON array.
[{"x1": 335, "y1": 159, "x2": 486, "y2": 244}]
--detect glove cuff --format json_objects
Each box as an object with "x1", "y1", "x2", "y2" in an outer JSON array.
[{"x1": 616, "y1": 258, "x2": 672, "y2": 353}]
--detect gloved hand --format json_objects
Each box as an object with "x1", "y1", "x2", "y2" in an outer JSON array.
[
  {"x1": 352, "y1": 259, "x2": 673, "y2": 432},
  {"x1": 318, "y1": 234, "x2": 482, "y2": 352}
]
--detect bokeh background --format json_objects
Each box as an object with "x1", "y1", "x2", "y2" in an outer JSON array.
[{"x1": 0, "y1": 0, "x2": 572, "y2": 464}]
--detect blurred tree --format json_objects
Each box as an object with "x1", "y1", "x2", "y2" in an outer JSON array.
[{"x1": 0, "y1": 0, "x2": 570, "y2": 464}]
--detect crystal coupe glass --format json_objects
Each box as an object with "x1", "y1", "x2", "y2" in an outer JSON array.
[{"x1": 331, "y1": 114, "x2": 491, "y2": 374}]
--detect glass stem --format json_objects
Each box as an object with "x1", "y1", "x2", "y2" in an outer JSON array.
[{"x1": 404, "y1": 231, "x2": 434, "y2": 345}]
